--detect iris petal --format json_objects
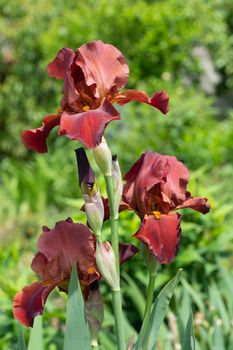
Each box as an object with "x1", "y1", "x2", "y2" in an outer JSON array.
[
  {"x1": 134, "y1": 213, "x2": 181, "y2": 264},
  {"x1": 22, "y1": 114, "x2": 60, "y2": 153},
  {"x1": 13, "y1": 281, "x2": 59, "y2": 327},
  {"x1": 59, "y1": 99, "x2": 120, "y2": 148},
  {"x1": 116, "y1": 89, "x2": 169, "y2": 114}
]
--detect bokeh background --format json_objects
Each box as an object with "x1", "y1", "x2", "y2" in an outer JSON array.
[{"x1": 1, "y1": 0, "x2": 233, "y2": 349}]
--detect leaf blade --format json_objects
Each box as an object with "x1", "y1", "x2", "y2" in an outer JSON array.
[
  {"x1": 28, "y1": 316, "x2": 43, "y2": 350},
  {"x1": 63, "y1": 264, "x2": 91, "y2": 350},
  {"x1": 136, "y1": 269, "x2": 182, "y2": 350},
  {"x1": 16, "y1": 323, "x2": 27, "y2": 350},
  {"x1": 182, "y1": 311, "x2": 195, "y2": 350}
]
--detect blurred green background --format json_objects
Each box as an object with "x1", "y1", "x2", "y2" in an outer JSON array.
[{"x1": 1, "y1": 0, "x2": 233, "y2": 348}]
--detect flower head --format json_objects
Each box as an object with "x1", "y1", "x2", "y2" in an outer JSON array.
[
  {"x1": 13, "y1": 218, "x2": 99, "y2": 327},
  {"x1": 123, "y1": 151, "x2": 210, "y2": 264},
  {"x1": 22, "y1": 40, "x2": 169, "y2": 152},
  {"x1": 13, "y1": 218, "x2": 137, "y2": 327}
]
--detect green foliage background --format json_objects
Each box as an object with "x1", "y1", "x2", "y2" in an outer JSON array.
[{"x1": 1, "y1": 0, "x2": 233, "y2": 348}]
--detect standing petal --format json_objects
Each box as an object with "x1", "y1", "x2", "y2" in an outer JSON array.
[
  {"x1": 162, "y1": 155, "x2": 189, "y2": 206},
  {"x1": 31, "y1": 252, "x2": 52, "y2": 280},
  {"x1": 13, "y1": 281, "x2": 58, "y2": 327},
  {"x1": 116, "y1": 89, "x2": 169, "y2": 114},
  {"x1": 123, "y1": 151, "x2": 168, "y2": 215},
  {"x1": 59, "y1": 99, "x2": 120, "y2": 149},
  {"x1": 22, "y1": 114, "x2": 60, "y2": 153},
  {"x1": 47, "y1": 48, "x2": 75, "y2": 80},
  {"x1": 37, "y1": 219, "x2": 99, "y2": 285},
  {"x1": 76, "y1": 40, "x2": 129, "y2": 98},
  {"x1": 134, "y1": 213, "x2": 181, "y2": 264}
]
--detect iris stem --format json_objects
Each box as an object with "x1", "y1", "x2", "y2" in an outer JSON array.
[
  {"x1": 104, "y1": 175, "x2": 119, "y2": 272},
  {"x1": 105, "y1": 175, "x2": 125, "y2": 350},
  {"x1": 140, "y1": 272, "x2": 157, "y2": 342}
]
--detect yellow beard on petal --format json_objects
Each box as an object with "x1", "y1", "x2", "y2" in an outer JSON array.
[
  {"x1": 152, "y1": 211, "x2": 161, "y2": 219},
  {"x1": 83, "y1": 105, "x2": 91, "y2": 111}
]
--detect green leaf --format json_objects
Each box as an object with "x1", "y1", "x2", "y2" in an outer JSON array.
[
  {"x1": 182, "y1": 311, "x2": 195, "y2": 350},
  {"x1": 28, "y1": 316, "x2": 43, "y2": 350},
  {"x1": 122, "y1": 271, "x2": 145, "y2": 319},
  {"x1": 181, "y1": 279, "x2": 205, "y2": 313},
  {"x1": 136, "y1": 269, "x2": 182, "y2": 350},
  {"x1": 214, "y1": 320, "x2": 225, "y2": 350},
  {"x1": 209, "y1": 281, "x2": 230, "y2": 333},
  {"x1": 16, "y1": 323, "x2": 27, "y2": 350},
  {"x1": 63, "y1": 264, "x2": 91, "y2": 350}
]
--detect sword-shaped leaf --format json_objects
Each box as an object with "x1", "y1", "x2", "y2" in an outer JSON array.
[
  {"x1": 63, "y1": 264, "x2": 91, "y2": 350},
  {"x1": 135, "y1": 269, "x2": 182, "y2": 350},
  {"x1": 182, "y1": 311, "x2": 195, "y2": 350}
]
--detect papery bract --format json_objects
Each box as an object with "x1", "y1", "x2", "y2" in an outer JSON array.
[{"x1": 22, "y1": 40, "x2": 169, "y2": 152}]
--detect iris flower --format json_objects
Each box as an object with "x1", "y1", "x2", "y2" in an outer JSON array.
[
  {"x1": 22, "y1": 40, "x2": 169, "y2": 152},
  {"x1": 13, "y1": 218, "x2": 137, "y2": 327},
  {"x1": 122, "y1": 151, "x2": 210, "y2": 264}
]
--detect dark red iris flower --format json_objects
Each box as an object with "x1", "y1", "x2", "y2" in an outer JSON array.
[
  {"x1": 122, "y1": 151, "x2": 210, "y2": 264},
  {"x1": 13, "y1": 218, "x2": 137, "y2": 327},
  {"x1": 22, "y1": 40, "x2": 169, "y2": 152}
]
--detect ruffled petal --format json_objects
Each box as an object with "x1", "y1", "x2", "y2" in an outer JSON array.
[
  {"x1": 31, "y1": 252, "x2": 52, "y2": 280},
  {"x1": 59, "y1": 99, "x2": 120, "y2": 148},
  {"x1": 22, "y1": 114, "x2": 60, "y2": 153},
  {"x1": 123, "y1": 151, "x2": 191, "y2": 215},
  {"x1": 123, "y1": 151, "x2": 167, "y2": 215},
  {"x1": 76, "y1": 40, "x2": 129, "y2": 97},
  {"x1": 163, "y1": 155, "x2": 189, "y2": 206},
  {"x1": 116, "y1": 89, "x2": 169, "y2": 114},
  {"x1": 37, "y1": 219, "x2": 99, "y2": 285},
  {"x1": 13, "y1": 281, "x2": 58, "y2": 327},
  {"x1": 119, "y1": 243, "x2": 138, "y2": 264},
  {"x1": 176, "y1": 196, "x2": 210, "y2": 214},
  {"x1": 134, "y1": 213, "x2": 181, "y2": 264},
  {"x1": 47, "y1": 48, "x2": 75, "y2": 80}
]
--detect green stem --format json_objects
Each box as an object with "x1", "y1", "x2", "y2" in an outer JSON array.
[
  {"x1": 112, "y1": 289, "x2": 125, "y2": 350},
  {"x1": 105, "y1": 175, "x2": 125, "y2": 350},
  {"x1": 140, "y1": 272, "x2": 156, "y2": 342},
  {"x1": 104, "y1": 175, "x2": 119, "y2": 272}
]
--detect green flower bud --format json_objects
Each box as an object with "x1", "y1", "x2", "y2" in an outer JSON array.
[
  {"x1": 93, "y1": 137, "x2": 112, "y2": 176},
  {"x1": 84, "y1": 191, "x2": 104, "y2": 237},
  {"x1": 96, "y1": 242, "x2": 119, "y2": 290}
]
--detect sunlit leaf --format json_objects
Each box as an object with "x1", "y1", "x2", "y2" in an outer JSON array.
[
  {"x1": 63, "y1": 264, "x2": 91, "y2": 350},
  {"x1": 16, "y1": 323, "x2": 27, "y2": 350},
  {"x1": 136, "y1": 269, "x2": 182, "y2": 350},
  {"x1": 214, "y1": 320, "x2": 225, "y2": 350},
  {"x1": 182, "y1": 311, "x2": 195, "y2": 350},
  {"x1": 28, "y1": 316, "x2": 43, "y2": 350}
]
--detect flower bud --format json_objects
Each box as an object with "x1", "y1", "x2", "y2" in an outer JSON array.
[
  {"x1": 93, "y1": 137, "x2": 112, "y2": 176},
  {"x1": 140, "y1": 243, "x2": 158, "y2": 275},
  {"x1": 83, "y1": 191, "x2": 104, "y2": 237},
  {"x1": 75, "y1": 147, "x2": 103, "y2": 236},
  {"x1": 96, "y1": 242, "x2": 119, "y2": 290},
  {"x1": 112, "y1": 155, "x2": 123, "y2": 214}
]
